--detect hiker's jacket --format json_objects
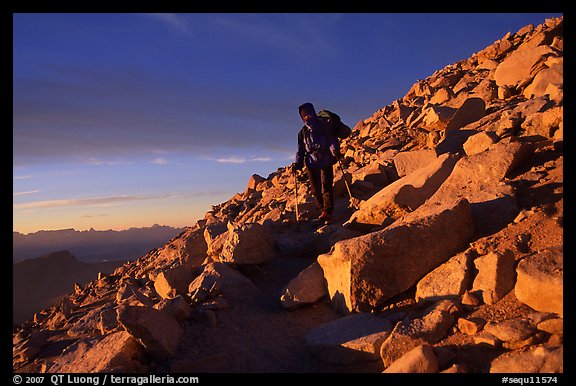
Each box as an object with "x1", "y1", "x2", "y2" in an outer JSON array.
[{"x1": 295, "y1": 116, "x2": 340, "y2": 169}]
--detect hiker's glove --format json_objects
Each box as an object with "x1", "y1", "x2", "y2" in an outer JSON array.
[
  {"x1": 290, "y1": 162, "x2": 302, "y2": 173},
  {"x1": 329, "y1": 144, "x2": 339, "y2": 159}
]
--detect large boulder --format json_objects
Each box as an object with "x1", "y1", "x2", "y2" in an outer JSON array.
[
  {"x1": 154, "y1": 264, "x2": 197, "y2": 299},
  {"x1": 220, "y1": 222, "x2": 275, "y2": 264},
  {"x1": 523, "y1": 60, "x2": 563, "y2": 99},
  {"x1": 494, "y1": 44, "x2": 555, "y2": 89},
  {"x1": 345, "y1": 153, "x2": 457, "y2": 231},
  {"x1": 515, "y1": 246, "x2": 563, "y2": 316},
  {"x1": 425, "y1": 141, "x2": 531, "y2": 236},
  {"x1": 445, "y1": 97, "x2": 486, "y2": 132},
  {"x1": 393, "y1": 149, "x2": 438, "y2": 178},
  {"x1": 319, "y1": 198, "x2": 474, "y2": 313},
  {"x1": 155, "y1": 226, "x2": 208, "y2": 268}
]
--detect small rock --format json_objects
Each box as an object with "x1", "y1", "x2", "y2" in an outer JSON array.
[
  {"x1": 383, "y1": 344, "x2": 439, "y2": 373},
  {"x1": 474, "y1": 331, "x2": 500, "y2": 347},
  {"x1": 441, "y1": 363, "x2": 469, "y2": 373},
  {"x1": 461, "y1": 290, "x2": 481, "y2": 308},
  {"x1": 483, "y1": 318, "x2": 536, "y2": 342},
  {"x1": 457, "y1": 317, "x2": 486, "y2": 335},
  {"x1": 503, "y1": 331, "x2": 546, "y2": 350}
]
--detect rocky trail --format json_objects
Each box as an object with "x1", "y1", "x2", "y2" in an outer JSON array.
[
  {"x1": 170, "y1": 253, "x2": 356, "y2": 373},
  {"x1": 13, "y1": 16, "x2": 564, "y2": 374}
]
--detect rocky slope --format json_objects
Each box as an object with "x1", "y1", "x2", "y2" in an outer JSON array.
[{"x1": 13, "y1": 16, "x2": 563, "y2": 374}]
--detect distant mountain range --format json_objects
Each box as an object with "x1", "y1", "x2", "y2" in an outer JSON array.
[
  {"x1": 13, "y1": 250, "x2": 126, "y2": 324},
  {"x1": 13, "y1": 224, "x2": 186, "y2": 263}
]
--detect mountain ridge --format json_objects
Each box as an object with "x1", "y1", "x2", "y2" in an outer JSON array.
[{"x1": 13, "y1": 224, "x2": 186, "y2": 263}]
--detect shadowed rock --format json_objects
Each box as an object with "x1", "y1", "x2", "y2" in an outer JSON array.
[
  {"x1": 280, "y1": 262, "x2": 327, "y2": 310},
  {"x1": 117, "y1": 305, "x2": 183, "y2": 360},
  {"x1": 380, "y1": 300, "x2": 458, "y2": 368},
  {"x1": 305, "y1": 313, "x2": 393, "y2": 364},
  {"x1": 187, "y1": 262, "x2": 259, "y2": 305}
]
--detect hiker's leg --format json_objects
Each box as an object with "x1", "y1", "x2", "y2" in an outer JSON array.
[
  {"x1": 321, "y1": 165, "x2": 334, "y2": 215},
  {"x1": 306, "y1": 166, "x2": 324, "y2": 211}
]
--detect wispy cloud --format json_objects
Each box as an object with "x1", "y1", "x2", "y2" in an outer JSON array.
[
  {"x1": 212, "y1": 14, "x2": 339, "y2": 54},
  {"x1": 13, "y1": 175, "x2": 36, "y2": 180},
  {"x1": 83, "y1": 158, "x2": 134, "y2": 166},
  {"x1": 214, "y1": 157, "x2": 246, "y2": 164},
  {"x1": 211, "y1": 156, "x2": 272, "y2": 164},
  {"x1": 151, "y1": 157, "x2": 169, "y2": 165},
  {"x1": 14, "y1": 194, "x2": 157, "y2": 210},
  {"x1": 81, "y1": 213, "x2": 108, "y2": 218},
  {"x1": 145, "y1": 13, "x2": 192, "y2": 35},
  {"x1": 14, "y1": 190, "x2": 40, "y2": 197},
  {"x1": 14, "y1": 191, "x2": 227, "y2": 211}
]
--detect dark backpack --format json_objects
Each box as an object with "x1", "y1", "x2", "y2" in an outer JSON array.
[{"x1": 317, "y1": 109, "x2": 352, "y2": 139}]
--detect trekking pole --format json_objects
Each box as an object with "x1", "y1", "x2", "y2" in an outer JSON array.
[
  {"x1": 337, "y1": 157, "x2": 360, "y2": 210},
  {"x1": 293, "y1": 169, "x2": 300, "y2": 222}
]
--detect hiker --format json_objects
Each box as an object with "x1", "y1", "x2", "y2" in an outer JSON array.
[{"x1": 291, "y1": 102, "x2": 350, "y2": 224}]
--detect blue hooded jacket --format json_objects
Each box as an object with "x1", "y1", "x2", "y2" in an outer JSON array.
[{"x1": 295, "y1": 116, "x2": 340, "y2": 169}]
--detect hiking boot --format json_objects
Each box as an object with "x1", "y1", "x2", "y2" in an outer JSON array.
[{"x1": 318, "y1": 211, "x2": 332, "y2": 224}]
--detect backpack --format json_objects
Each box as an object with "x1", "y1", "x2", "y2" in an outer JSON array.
[{"x1": 317, "y1": 109, "x2": 352, "y2": 139}]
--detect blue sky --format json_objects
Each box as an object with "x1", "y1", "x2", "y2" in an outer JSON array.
[{"x1": 13, "y1": 13, "x2": 562, "y2": 233}]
